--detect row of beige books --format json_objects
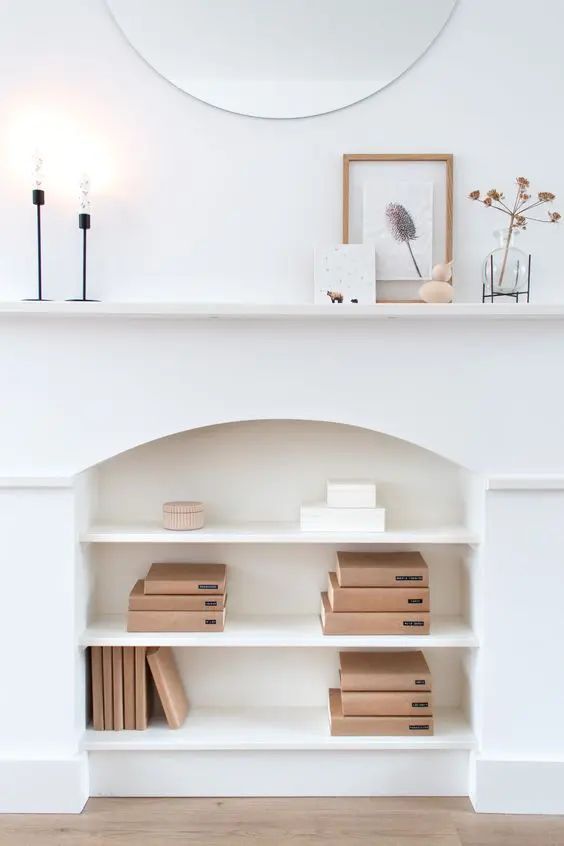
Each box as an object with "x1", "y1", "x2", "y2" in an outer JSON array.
[
  {"x1": 329, "y1": 650, "x2": 434, "y2": 735},
  {"x1": 321, "y1": 551, "x2": 430, "y2": 635},
  {"x1": 127, "y1": 563, "x2": 227, "y2": 632},
  {"x1": 90, "y1": 646, "x2": 188, "y2": 731}
]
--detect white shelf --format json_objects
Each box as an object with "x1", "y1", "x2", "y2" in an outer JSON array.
[
  {"x1": 81, "y1": 521, "x2": 480, "y2": 545},
  {"x1": 81, "y1": 613, "x2": 477, "y2": 648},
  {"x1": 82, "y1": 706, "x2": 475, "y2": 751},
  {"x1": 0, "y1": 301, "x2": 563, "y2": 320}
]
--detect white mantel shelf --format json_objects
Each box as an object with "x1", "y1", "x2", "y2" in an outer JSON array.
[{"x1": 1, "y1": 301, "x2": 564, "y2": 320}]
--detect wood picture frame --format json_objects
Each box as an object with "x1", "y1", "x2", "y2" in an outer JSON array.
[{"x1": 343, "y1": 153, "x2": 453, "y2": 302}]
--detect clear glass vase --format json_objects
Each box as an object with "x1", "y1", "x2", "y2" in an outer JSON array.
[{"x1": 483, "y1": 229, "x2": 529, "y2": 296}]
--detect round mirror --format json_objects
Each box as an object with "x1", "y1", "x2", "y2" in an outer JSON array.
[{"x1": 107, "y1": 0, "x2": 456, "y2": 119}]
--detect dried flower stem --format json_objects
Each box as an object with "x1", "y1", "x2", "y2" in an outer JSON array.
[
  {"x1": 469, "y1": 177, "x2": 560, "y2": 290},
  {"x1": 523, "y1": 217, "x2": 555, "y2": 223},
  {"x1": 498, "y1": 183, "x2": 523, "y2": 286}
]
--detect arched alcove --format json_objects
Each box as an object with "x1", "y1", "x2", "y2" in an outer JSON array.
[
  {"x1": 83, "y1": 418, "x2": 479, "y2": 733},
  {"x1": 92, "y1": 418, "x2": 475, "y2": 527}
]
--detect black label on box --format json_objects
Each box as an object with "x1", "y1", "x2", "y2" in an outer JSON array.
[
  {"x1": 415, "y1": 680, "x2": 426, "y2": 685},
  {"x1": 396, "y1": 576, "x2": 423, "y2": 581},
  {"x1": 205, "y1": 601, "x2": 218, "y2": 607},
  {"x1": 409, "y1": 724, "x2": 430, "y2": 730},
  {"x1": 408, "y1": 598, "x2": 423, "y2": 604},
  {"x1": 205, "y1": 619, "x2": 217, "y2": 625},
  {"x1": 403, "y1": 620, "x2": 424, "y2": 626},
  {"x1": 412, "y1": 702, "x2": 429, "y2": 708},
  {"x1": 199, "y1": 584, "x2": 218, "y2": 590}
]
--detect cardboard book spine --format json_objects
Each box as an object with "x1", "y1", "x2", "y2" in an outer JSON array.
[
  {"x1": 339, "y1": 650, "x2": 432, "y2": 691},
  {"x1": 144, "y1": 564, "x2": 226, "y2": 596},
  {"x1": 329, "y1": 689, "x2": 434, "y2": 736},
  {"x1": 90, "y1": 646, "x2": 105, "y2": 731},
  {"x1": 340, "y1": 670, "x2": 432, "y2": 692},
  {"x1": 147, "y1": 646, "x2": 189, "y2": 729},
  {"x1": 112, "y1": 646, "x2": 124, "y2": 731},
  {"x1": 134, "y1": 646, "x2": 149, "y2": 730},
  {"x1": 144, "y1": 579, "x2": 226, "y2": 596},
  {"x1": 336, "y1": 563, "x2": 429, "y2": 588},
  {"x1": 328, "y1": 572, "x2": 430, "y2": 612},
  {"x1": 340, "y1": 689, "x2": 433, "y2": 716},
  {"x1": 336, "y1": 554, "x2": 428, "y2": 587},
  {"x1": 127, "y1": 607, "x2": 226, "y2": 632},
  {"x1": 321, "y1": 593, "x2": 429, "y2": 635},
  {"x1": 123, "y1": 646, "x2": 136, "y2": 730},
  {"x1": 102, "y1": 646, "x2": 113, "y2": 731},
  {"x1": 129, "y1": 580, "x2": 226, "y2": 611}
]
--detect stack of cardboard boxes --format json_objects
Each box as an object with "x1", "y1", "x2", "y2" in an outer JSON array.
[
  {"x1": 90, "y1": 645, "x2": 188, "y2": 731},
  {"x1": 127, "y1": 563, "x2": 227, "y2": 632},
  {"x1": 321, "y1": 551, "x2": 430, "y2": 635},
  {"x1": 329, "y1": 650, "x2": 433, "y2": 735}
]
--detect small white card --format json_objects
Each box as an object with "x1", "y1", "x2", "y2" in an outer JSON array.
[{"x1": 314, "y1": 244, "x2": 376, "y2": 304}]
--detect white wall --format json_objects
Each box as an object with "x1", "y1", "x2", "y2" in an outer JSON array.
[{"x1": 0, "y1": 0, "x2": 563, "y2": 304}]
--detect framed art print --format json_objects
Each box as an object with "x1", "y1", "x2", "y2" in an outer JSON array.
[{"x1": 343, "y1": 153, "x2": 453, "y2": 302}]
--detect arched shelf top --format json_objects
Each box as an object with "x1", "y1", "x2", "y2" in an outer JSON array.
[
  {"x1": 80, "y1": 418, "x2": 482, "y2": 545},
  {"x1": 78, "y1": 416, "x2": 477, "y2": 476}
]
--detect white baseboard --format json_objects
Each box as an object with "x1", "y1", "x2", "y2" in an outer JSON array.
[
  {"x1": 6, "y1": 753, "x2": 561, "y2": 813},
  {"x1": 0, "y1": 755, "x2": 89, "y2": 813},
  {"x1": 471, "y1": 757, "x2": 564, "y2": 814},
  {"x1": 90, "y1": 749, "x2": 469, "y2": 797}
]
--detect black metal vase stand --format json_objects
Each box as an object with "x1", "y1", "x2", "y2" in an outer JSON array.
[
  {"x1": 24, "y1": 189, "x2": 50, "y2": 301},
  {"x1": 67, "y1": 213, "x2": 98, "y2": 302},
  {"x1": 482, "y1": 254, "x2": 531, "y2": 303}
]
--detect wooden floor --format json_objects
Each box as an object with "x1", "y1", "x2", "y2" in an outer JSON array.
[{"x1": 1, "y1": 797, "x2": 564, "y2": 846}]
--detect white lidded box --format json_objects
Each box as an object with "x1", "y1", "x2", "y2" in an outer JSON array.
[
  {"x1": 326, "y1": 479, "x2": 377, "y2": 508},
  {"x1": 300, "y1": 503, "x2": 385, "y2": 532}
]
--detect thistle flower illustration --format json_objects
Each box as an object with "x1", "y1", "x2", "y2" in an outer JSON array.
[{"x1": 385, "y1": 202, "x2": 422, "y2": 278}]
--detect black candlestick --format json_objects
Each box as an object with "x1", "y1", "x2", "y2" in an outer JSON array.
[
  {"x1": 24, "y1": 189, "x2": 50, "y2": 301},
  {"x1": 67, "y1": 212, "x2": 98, "y2": 301}
]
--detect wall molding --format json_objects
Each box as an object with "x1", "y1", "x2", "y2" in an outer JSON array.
[
  {"x1": 0, "y1": 476, "x2": 74, "y2": 489},
  {"x1": 486, "y1": 475, "x2": 564, "y2": 491},
  {"x1": 470, "y1": 757, "x2": 564, "y2": 814},
  {"x1": 0, "y1": 755, "x2": 88, "y2": 813},
  {"x1": 90, "y1": 749, "x2": 469, "y2": 799}
]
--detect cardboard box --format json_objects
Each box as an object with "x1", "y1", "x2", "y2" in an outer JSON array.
[
  {"x1": 90, "y1": 646, "x2": 104, "y2": 731},
  {"x1": 134, "y1": 646, "x2": 149, "y2": 730},
  {"x1": 300, "y1": 503, "x2": 385, "y2": 532},
  {"x1": 339, "y1": 650, "x2": 431, "y2": 691},
  {"x1": 123, "y1": 646, "x2": 136, "y2": 730},
  {"x1": 320, "y1": 593, "x2": 429, "y2": 635},
  {"x1": 336, "y1": 551, "x2": 428, "y2": 587},
  {"x1": 127, "y1": 606, "x2": 226, "y2": 632},
  {"x1": 326, "y1": 479, "x2": 377, "y2": 508},
  {"x1": 328, "y1": 572, "x2": 429, "y2": 612},
  {"x1": 129, "y1": 580, "x2": 225, "y2": 610},
  {"x1": 329, "y1": 688, "x2": 433, "y2": 735},
  {"x1": 102, "y1": 646, "x2": 113, "y2": 731},
  {"x1": 144, "y1": 563, "x2": 226, "y2": 595},
  {"x1": 112, "y1": 646, "x2": 124, "y2": 731},
  {"x1": 147, "y1": 647, "x2": 189, "y2": 729},
  {"x1": 340, "y1": 686, "x2": 432, "y2": 716}
]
